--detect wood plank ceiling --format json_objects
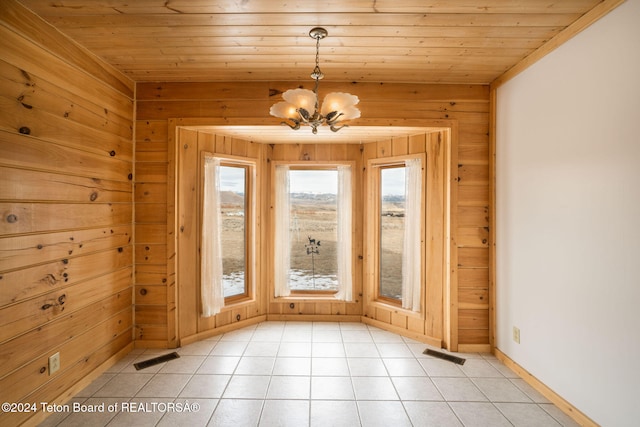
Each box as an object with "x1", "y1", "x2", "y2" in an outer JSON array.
[
  {"x1": 15, "y1": 0, "x2": 603, "y2": 143},
  {"x1": 17, "y1": 0, "x2": 602, "y2": 85}
]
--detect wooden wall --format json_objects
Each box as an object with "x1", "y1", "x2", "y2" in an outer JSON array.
[
  {"x1": 136, "y1": 81, "x2": 490, "y2": 351},
  {"x1": 267, "y1": 143, "x2": 363, "y2": 320},
  {"x1": 361, "y1": 132, "x2": 448, "y2": 348},
  {"x1": 0, "y1": 2, "x2": 134, "y2": 425},
  {"x1": 174, "y1": 129, "x2": 269, "y2": 344}
]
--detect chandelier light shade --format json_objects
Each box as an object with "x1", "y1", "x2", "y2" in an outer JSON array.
[{"x1": 269, "y1": 27, "x2": 360, "y2": 134}]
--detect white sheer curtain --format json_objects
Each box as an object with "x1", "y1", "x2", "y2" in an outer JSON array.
[
  {"x1": 274, "y1": 165, "x2": 291, "y2": 297},
  {"x1": 334, "y1": 165, "x2": 353, "y2": 301},
  {"x1": 402, "y1": 158, "x2": 422, "y2": 312},
  {"x1": 201, "y1": 156, "x2": 225, "y2": 317}
]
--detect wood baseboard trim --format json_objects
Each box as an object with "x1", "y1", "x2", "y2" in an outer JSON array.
[
  {"x1": 494, "y1": 348, "x2": 598, "y2": 427},
  {"x1": 361, "y1": 316, "x2": 442, "y2": 348},
  {"x1": 458, "y1": 343, "x2": 492, "y2": 353},
  {"x1": 134, "y1": 339, "x2": 172, "y2": 349},
  {"x1": 267, "y1": 314, "x2": 361, "y2": 322},
  {"x1": 179, "y1": 315, "x2": 268, "y2": 346},
  {"x1": 23, "y1": 342, "x2": 134, "y2": 427}
]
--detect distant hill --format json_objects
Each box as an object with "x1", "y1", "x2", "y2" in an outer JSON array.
[
  {"x1": 290, "y1": 192, "x2": 337, "y2": 203},
  {"x1": 220, "y1": 191, "x2": 244, "y2": 206},
  {"x1": 383, "y1": 194, "x2": 405, "y2": 203}
]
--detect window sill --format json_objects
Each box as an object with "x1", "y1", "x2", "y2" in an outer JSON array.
[
  {"x1": 271, "y1": 295, "x2": 354, "y2": 304},
  {"x1": 221, "y1": 297, "x2": 256, "y2": 310},
  {"x1": 368, "y1": 300, "x2": 423, "y2": 319}
]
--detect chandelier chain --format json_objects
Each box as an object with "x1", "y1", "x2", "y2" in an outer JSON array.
[
  {"x1": 311, "y1": 31, "x2": 324, "y2": 111},
  {"x1": 315, "y1": 35, "x2": 321, "y2": 77}
]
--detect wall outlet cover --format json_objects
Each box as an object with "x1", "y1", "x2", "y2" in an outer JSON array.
[
  {"x1": 49, "y1": 352, "x2": 60, "y2": 375},
  {"x1": 513, "y1": 326, "x2": 521, "y2": 344}
]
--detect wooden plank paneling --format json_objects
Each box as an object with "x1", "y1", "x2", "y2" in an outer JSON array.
[
  {"x1": 458, "y1": 247, "x2": 490, "y2": 268},
  {"x1": 0, "y1": 167, "x2": 132, "y2": 203},
  {"x1": 0, "y1": 320, "x2": 132, "y2": 427},
  {"x1": 0, "y1": 246, "x2": 132, "y2": 306},
  {"x1": 0, "y1": 0, "x2": 132, "y2": 97},
  {"x1": 0, "y1": 308, "x2": 131, "y2": 408},
  {"x1": 135, "y1": 203, "x2": 166, "y2": 223},
  {"x1": 458, "y1": 205, "x2": 490, "y2": 228},
  {"x1": 265, "y1": 143, "x2": 362, "y2": 319},
  {"x1": 459, "y1": 309, "x2": 490, "y2": 330},
  {"x1": 459, "y1": 288, "x2": 489, "y2": 309},
  {"x1": 0, "y1": 4, "x2": 134, "y2": 426},
  {"x1": 0, "y1": 130, "x2": 132, "y2": 182},
  {"x1": 135, "y1": 243, "x2": 167, "y2": 265},
  {"x1": 175, "y1": 128, "x2": 199, "y2": 339},
  {"x1": 458, "y1": 185, "x2": 490, "y2": 206},
  {"x1": 0, "y1": 290, "x2": 131, "y2": 378},
  {"x1": 0, "y1": 202, "x2": 132, "y2": 235},
  {"x1": 458, "y1": 267, "x2": 489, "y2": 287},
  {"x1": 0, "y1": 30, "x2": 132, "y2": 120},
  {"x1": 0, "y1": 267, "x2": 132, "y2": 342},
  {"x1": 135, "y1": 183, "x2": 167, "y2": 203},
  {"x1": 362, "y1": 131, "x2": 448, "y2": 346},
  {"x1": 136, "y1": 81, "x2": 490, "y2": 350},
  {"x1": 136, "y1": 224, "x2": 167, "y2": 244},
  {"x1": 0, "y1": 59, "x2": 132, "y2": 137},
  {"x1": 457, "y1": 227, "x2": 490, "y2": 248},
  {"x1": 15, "y1": 0, "x2": 601, "y2": 89},
  {"x1": 0, "y1": 225, "x2": 131, "y2": 272},
  {"x1": 135, "y1": 284, "x2": 167, "y2": 305}
]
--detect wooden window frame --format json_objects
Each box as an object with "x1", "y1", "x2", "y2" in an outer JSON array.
[
  {"x1": 271, "y1": 160, "x2": 355, "y2": 299},
  {"x1": 367, "y1": 154, "x2": 426, "y2": 312},
  {"x1": 202, "y1": 153, "x2": 256, "y2": 306}
]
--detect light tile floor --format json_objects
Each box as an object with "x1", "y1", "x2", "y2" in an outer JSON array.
[{"x1": 39, "y1": 321, "x2": 580, "y2": 427}]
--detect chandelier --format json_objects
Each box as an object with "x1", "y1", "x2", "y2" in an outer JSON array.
[{"x1": 269, "y1": 27, "x2": 360, "y2": 134}]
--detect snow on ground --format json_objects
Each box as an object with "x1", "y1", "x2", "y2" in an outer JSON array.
[{"x1": 222, "y1": 269, "x2": 338, "y2": 297}]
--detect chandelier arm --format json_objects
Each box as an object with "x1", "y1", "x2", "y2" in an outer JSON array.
[
  {"x1": 280, "y1": 120, "x2": 301, "y2": 130},
  {"x1": 329, "y1": 124, "x2": 348, "y2": 132},
  {"x1": 325, "y1": 112, "x2": 344, "y2": 126}
]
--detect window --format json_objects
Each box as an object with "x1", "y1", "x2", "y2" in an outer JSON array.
[
  {"x1": 289, "y1": 169, "x2": 339, "y2": 291},
  {"x1": 370, "y1": 156, "x2": 423, "y2": 312},
  {"x1": 379, "y1": 166, "x2": 406, "y2": 300},
  {"x1": 274, "y1": 163, "x2": 353, "y2": 300},
  {"x1": 201, "y1": 155, "x2": 255, "y2": 317},
  {"x1": 218, "y1": 164, "x2": 249, "y2": 299}
]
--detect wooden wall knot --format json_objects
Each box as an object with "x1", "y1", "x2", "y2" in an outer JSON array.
[
  {"x1": 17, "y1": 95, "x2": 33, "y2": 109},
  {"x1": 40, "y1": 273, "x2": 59, "y2": 285},
  {"x1": 89, "y1": 192, "x2": 98, "y2": 201},
  {"x1": 6, "y1": 214, "x2": 18, "y2": 223},
  {"x1": 18, "y1": 126, "x2": 31, "y2": 135},
  {"x1": 41, "y1": 294, "x2": 66, "y2": 310}
]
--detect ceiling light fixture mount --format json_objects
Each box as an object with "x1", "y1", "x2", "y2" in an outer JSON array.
[{"x1": 269, "y1": 27, "x2": 360, "y2": 134}]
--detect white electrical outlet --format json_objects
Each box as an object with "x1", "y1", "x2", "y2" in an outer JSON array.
[
  {"x1": 513, "y1": 326, "x2": 521, "y2": 344},
  {"x1": 49, "y1": 352, "x2": 60, "y2": 375}
]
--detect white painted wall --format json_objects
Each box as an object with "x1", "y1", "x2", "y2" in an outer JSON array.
[{"x1": 495, "y1": 1, "x2": 640, "y2": 425}]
